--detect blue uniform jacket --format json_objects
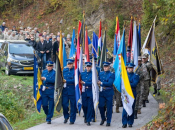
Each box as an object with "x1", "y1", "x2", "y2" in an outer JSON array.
[
  {"x1": 127, "y1": 72, "x2": 139, "y2": 97},
  {"x1": 63, "y1": 67, "x2": 75, "y2": 96},
  {"x1": 80, "y1": 70, "x2": 92, "y2": 97},
  {"x1": 99, "y1": 71, "x2": 115, "y2": 96},
  {"x1": 42, "y1": 69, "x2": 55, "y2": 87}
]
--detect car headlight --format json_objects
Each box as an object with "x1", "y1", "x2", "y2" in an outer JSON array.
[{"x1": 9, "y1": 58, "x2": 19, "y2": 63}]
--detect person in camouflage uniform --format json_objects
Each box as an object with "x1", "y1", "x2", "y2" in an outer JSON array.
[
  {"x1": 110, "y1": 58, "x2": 121, "y2": 113},
  {"x1": 134, "y1": 56, "x2": 144, "y2": 118},
  {"x1": 153, "y1": 76, "x2": 161, "y2": 96},
  {"x1": 141, "y1": 53, "x2": 152, "y2": 107}
]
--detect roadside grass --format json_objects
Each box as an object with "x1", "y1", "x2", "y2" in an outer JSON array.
[{"x1": 0, "y1": 72, "x2": 61, "y2": 130}]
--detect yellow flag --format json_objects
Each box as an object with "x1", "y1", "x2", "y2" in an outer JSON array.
[
  {"x1": 59, "y1": 31, "x2": 63, "y2": 70},
  {"x1": 121, "y1": 55, "x2": 134, "y2": 99}
]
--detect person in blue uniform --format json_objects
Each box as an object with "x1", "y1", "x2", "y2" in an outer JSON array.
[
  {"x1": 41, "y1": 61, "x2": 55, "y2": 124},
  {"x1": 80, "y1": 62, "x2": 93, "y2": 126},
  {"x1": 122, "y1": 63, "x2": 139, "y2": 128},
  {"x1": 98, "y1": 62, "x2": 115, "y2": 127},
  {"x1": 62, "y1": 59, "x2": 76, "y2": 125}
]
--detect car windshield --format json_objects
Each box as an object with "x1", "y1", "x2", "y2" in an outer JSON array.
[{"x1": 9, "y1": 43, "x2": 33, "y2": 54}]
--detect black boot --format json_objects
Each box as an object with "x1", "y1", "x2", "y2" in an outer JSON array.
[
  {"x1": 122, "y1": 124, "x2": 127, "y2": 128},
  {"x1": 157, "y1": 89, "x2": 160, "y2": 96},
  {"x1": 64, "y1": 118, "x2": 68, "y2": 124},
  {"x1": 143, "y1": 100, "x2": 146, "y2": 107},
  {"x1": 100, "y1": 119, "x2": 106, "y2": 125},
  {"x1": 134, "y1": 110, "x2": 138, "y2": 119},
  {"x1": 145, "y1": 100, "x2": 149, "y2": 103},
  {"x1": 84, "y1": 118, "x2": 87, "y2": 123},
  {"x1": 87, "y1": 122, "x2": 91, "y2": 126},
  {"x1": 153, "y1": 88, "x2": 157, "y2": 94}
]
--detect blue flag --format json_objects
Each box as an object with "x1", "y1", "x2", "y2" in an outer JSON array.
[
  {"x1": 138, "y1": 23, "x2": 141, "y2": 56},
  {"x1": 92, "y1": 32, "x2": 98, "y2": 58},
  {"x1": 63, "y1": 40, "x2": 67, "y2": 67},
  {"x1": 33, "y1": 54, "x2": 42, "y2": 113},
  {"x1": 69, "y1": 29, "x2": 76, "y2": 58},
  {"x1": 88, "y1": 36, "x2": 91, "y2": 45},
  {"x1": 113, "y1": 34, "x2": 118, "y2": 55},
  {"x1": 113, "y1": 29, "x2": 126, "y2": 92}
]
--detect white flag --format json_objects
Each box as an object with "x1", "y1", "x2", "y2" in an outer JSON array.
[{"x1": 92, "y1": 57, "x2": 99, "y2": 120}]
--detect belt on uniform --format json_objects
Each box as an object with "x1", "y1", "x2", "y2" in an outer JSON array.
[
  {"x1": 46, "y1": 86, "x2": 54, "y2": 89},
  {"x1": 85, "y1": 86, "x2": 92, "y2": 89},
  {"x1": 103, "y1": 87, "x2": 112, "y2": 90},
  {"x1": 67, "y1": 84, "x2": 74, "y2": 86}
]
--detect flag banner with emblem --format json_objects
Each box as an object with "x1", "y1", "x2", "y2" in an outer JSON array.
[
  {"x1": 98, "y1": 20, "x2": 102, "y2": 63},
  {"x1": 33, "y1": 53, "x2": 42, "y2": 113},
  {"x1": 59, "y1": 31, "x2": 63, "y2": 70},
  {"x1": 99, "y1": 29, "x2": 107, "y2": 70},
  {"x1": 85, "y1": 28, "x2": 90, "y2": 62},
  {"x1": 131, "y1": 21, "x2": 138, "y2": 71},
  {"x1": 92, "y1": 32, "x2": 98, "y2": 58},
  {"x1": 63, "y1": 40, "x2": 67, "y2": 68},
  {"x1": 127, "y1": 17, "x2": 133, "y2": 63},
  {"x1": 55, "y1": 54, "x2": 64, "y2": 113},
  {"x1": 113, "y1": 29, "x2": 126, "y2": 92},
  {"x1": 75, "y1": 53, "x2": 82, "y2": 114},
  {"x1": 69, "y1": 28, "x2": 76, "y2": 58},
  {"x1": 121, "y1": 55, "x2": 135, "y2": 116},
  {"x1": 113, "y1": 16, "x2": 120, "y2": 56},
  {"x1": 142, "y1": 16, "x2": 157, "y2": 55},
  {"x1": 92, "y1": 57, "x2": 99, "y2": 121},
  {"x1": 144, "y1": 20, "x2": 164, "y2": 82}
]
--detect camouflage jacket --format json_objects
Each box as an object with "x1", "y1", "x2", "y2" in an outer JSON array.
[{"x1": 141, "y1": 61, "x2": 153, "y2": 80}]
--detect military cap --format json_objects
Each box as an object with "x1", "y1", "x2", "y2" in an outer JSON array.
[
  {"x1": 46, "y1": 61, "x2": 54, "y2": 66},
  {"x1": 85, "y1": 62, "x2": 92, "y2": 67},
  {"x1": 138, "y1": 56, "x2": 142, "y2": 61},
  {"x1": 103, "y1": 62, "x2": 111, "y2": 66},
  {"x1": 142, "y1": 53, "x2": 149, "y2": 58},
  {"x1": 66, "y1": 59, "x2": 74, "y2": 64},
  {"x1": 126, "y1": 63, "x2": 135, "y2": 68}
]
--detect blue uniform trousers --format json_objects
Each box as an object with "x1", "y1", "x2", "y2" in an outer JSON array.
[
  {"x1": 122, "y1": 90, "x2": 136, "y2": 125},
  {"x1": 62, "y1": 95, "x2": 76, "y2": 123},
  {"x1": 99, "y1": 89, "x2": 114, "y2": 123},
  {"x1": 82, "y1": 93, "x2": 93, "y2": 122},
  {"x1": 42, "y1": 89, "x2": 54, "y2": 122}
]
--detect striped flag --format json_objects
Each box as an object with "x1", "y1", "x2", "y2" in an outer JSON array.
[
  {"x1": 77, "y1": 21, "x2": 82, "y2": 59},
  {"x1": 127, "y1": 17, "x2": 133, "y2": 63},
  {"x1": 85, "y1": 27, "x2": 90, "y2": 62},
  {"x1": 121, "y1": 55, "x2": 134, "y2": 116},
  {"x1": 131, "y1": 21, "x2": 138, "y2": 71},
  {"x1": 75, "y1": 53, "x2": 82, "y2": 114},
  {"x1": 69, "y1": 28, "x2": 76, "y2": 58},
  {"x1": 59, "y1": 31, "x2": 63, "y2": 70},
  {"x1": 98, "y1": 20, "x2": 102, "y2": 62}
]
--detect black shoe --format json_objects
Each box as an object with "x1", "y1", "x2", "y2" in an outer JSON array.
[
  {"x1": 106, "y1": 123, "x2": 110, "y2": 126},
  {"x1": 128, "y1": 124, "x2": 132, "y2": 127},
  {"x1": 145, "y1": 100, "x2": 149, "y2": 103},
  {"x1": 122, "y1": 124, "x2": 127, "y2": 128},
  {"x1": 87, "y1": 122, "x2": 91, "y2": 126},
  {"x1": 69, "y1": 122, "x2": 74, "y2": 125},
  {"x1": 64, "y1": 118, "x2": 68, "y2": 124},
  {"x1": 134, "y1": 110, "x2": 137, "y2": 119},
  {"x1": 100, "y1": 120, "x2": 105, "y2": 125},
  {"x1": 84, "y1": 118, "x2": 87, "y2": 123},
  {"x1": 47, "y1": 121, "x2": 51, "y2": 124},
  {"x1": 153, "y1": 88, "x2": 157, "y2": 94},
  {"x1": 143, "y1": 100, "x2": 146, "y2": 107},
  {"x1": 157, "y1": 89, "x2": 160, "y2": 96}
]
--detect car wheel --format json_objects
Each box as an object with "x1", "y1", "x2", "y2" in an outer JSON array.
[{"x1": 5, "y1": 65, "x2": 10, "y2": 76}]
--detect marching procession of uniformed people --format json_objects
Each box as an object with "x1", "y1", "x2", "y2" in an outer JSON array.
[{"x1": 0, "y1": 21, "x2": 161, "y2": 128}]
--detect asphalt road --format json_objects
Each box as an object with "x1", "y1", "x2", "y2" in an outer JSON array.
[{"x1": 27, "y1": 94, "x2": 158, "y2": 130}]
